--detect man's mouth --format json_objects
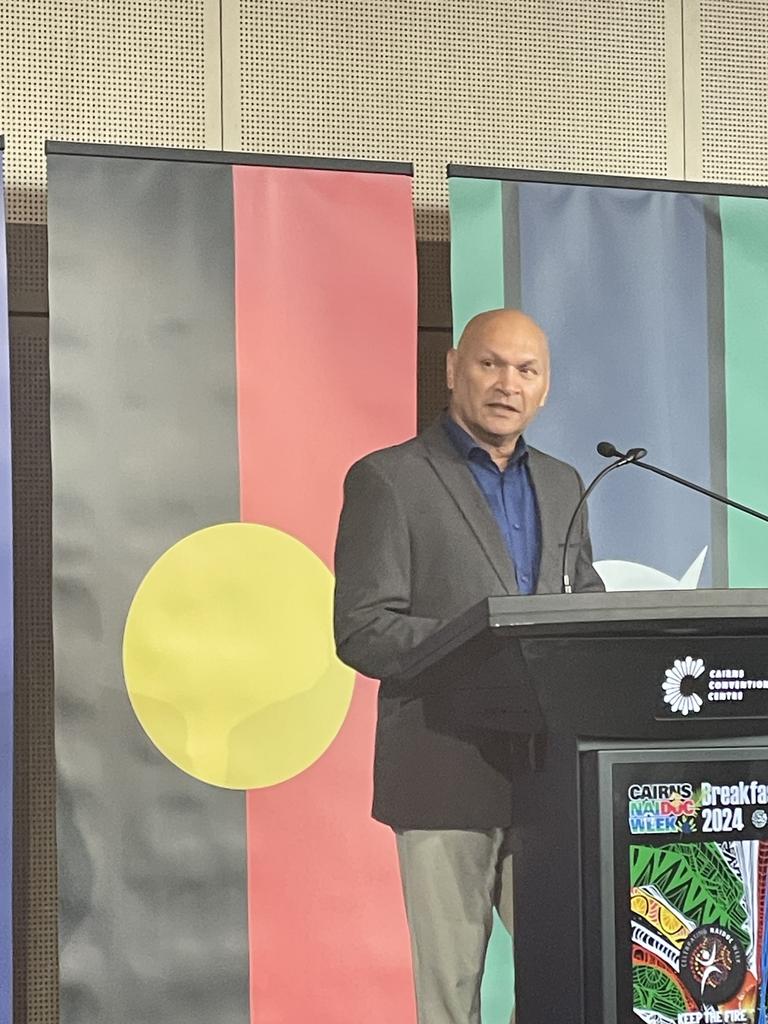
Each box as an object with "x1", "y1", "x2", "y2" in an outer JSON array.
[{"x1": 486, "y1": 403, "x2": 518, "y2": 413}]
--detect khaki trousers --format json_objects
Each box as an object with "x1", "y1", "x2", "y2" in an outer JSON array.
[{"x1": 395, "y1": 828, "x2": 515, "y2": 1024}]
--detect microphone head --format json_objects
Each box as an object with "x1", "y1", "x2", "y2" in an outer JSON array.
[
  {"x1": 596, "y1": 441, "x2": 620, "y2": 458},
  {"x1": 627, "y1": 447, "x2": 647, "y2": 461}
]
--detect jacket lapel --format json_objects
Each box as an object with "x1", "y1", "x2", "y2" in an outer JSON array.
[
  {"x1": 420, "y1": 420, "x2": 519, "y2": 594},
  {"x1": 528, "y1": 447, "x2": 565, "y2": 594}
]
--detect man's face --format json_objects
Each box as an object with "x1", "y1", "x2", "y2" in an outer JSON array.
[{"x1": 446, "y1": 312, "x2": 550, "y2": 447}]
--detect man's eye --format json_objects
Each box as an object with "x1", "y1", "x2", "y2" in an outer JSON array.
[{"x1": 480, "y1": 359, "x2": 494, "y2": 368}]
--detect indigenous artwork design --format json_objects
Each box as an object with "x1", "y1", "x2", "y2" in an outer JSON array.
[
  {"x1": 631, "y1": 840, "x2": 768, "y2": 1023},
  {"x1": 622, "y1": 764, "x2": 768, "y2": 1024}
]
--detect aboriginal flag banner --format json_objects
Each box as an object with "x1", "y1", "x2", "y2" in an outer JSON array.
[
  {"x1": 47, "y1": 143, "x2": 417, "y2": 1024},
  {"x1": 0, "y1": 138, "x2": 13, "y2": 1024},
  {"x1": 449, "y1": 166, "x2": 768, "y2": 1024}
]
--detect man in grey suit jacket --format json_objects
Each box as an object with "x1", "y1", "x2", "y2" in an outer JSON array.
[{"x1": 334, "y1": 309, "x2": 604, "y2": 1024}]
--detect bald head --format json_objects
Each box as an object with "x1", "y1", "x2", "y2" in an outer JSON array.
[
  {"x1": 457, "y1": 308, "x2": 549, "y2": 359},
  {"x1": 447, "y1": 308, "x2": 550, "y2": 458}
]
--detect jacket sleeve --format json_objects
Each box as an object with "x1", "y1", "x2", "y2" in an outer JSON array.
[
  {"x1": 333, "y1": 457, "x2": 446, "y2": 680},
  {"x1": 572, "y1": 468, "x2": 606, "y2": 594}
]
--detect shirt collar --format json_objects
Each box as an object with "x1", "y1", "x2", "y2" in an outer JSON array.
[{"x1": 442, "y1": 413, "x2": 529, "y2": 466}]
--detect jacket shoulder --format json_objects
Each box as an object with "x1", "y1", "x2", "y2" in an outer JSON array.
[
  {"x1": 528, "y1": 445, "x2": 583, "y2": 484},
  {"x1": 344, "y1": 431, "x2": 431, "y2": 482}
]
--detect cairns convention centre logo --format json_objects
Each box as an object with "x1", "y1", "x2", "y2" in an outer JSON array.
[{"x1": 663, "y1": 656, "x2": 706, "y2": 716}]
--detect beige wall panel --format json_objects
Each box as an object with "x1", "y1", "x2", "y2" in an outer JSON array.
[
  {"x1": 0, "y1": 0, "x2": 222, "y2": 224},
  {"x1": 684, "y1": 0, "x2": 768, "y2": 183},
  {"x1": 224, "y1": 0, "x2": 684, "y2": 244}
]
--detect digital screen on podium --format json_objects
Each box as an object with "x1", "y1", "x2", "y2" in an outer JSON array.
[{"x1": 612, "y1": 755, "x2": 768, "y2": 1024}]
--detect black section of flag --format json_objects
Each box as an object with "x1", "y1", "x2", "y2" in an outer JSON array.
[{"x1": 48, "y1": 154, "x2": 248, "y2": 1024}]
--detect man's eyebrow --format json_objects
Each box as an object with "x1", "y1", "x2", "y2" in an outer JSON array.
[
  {"x1": 479, "y1": 349, "x2": 543, "y2": 366},
  {"x1": 477, "y1": 348, "x2": 512, "y2": 361}
]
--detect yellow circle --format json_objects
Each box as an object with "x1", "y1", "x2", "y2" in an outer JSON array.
[
  {"x1": 122, "y1": 524, "x2": 355, "y2": 789},
  {"x1": 630, "y1": 892, "x2": 649, "y2": 916},
  {"x1": 658, "y1": 906, "x2": 685, "y2": 940}
]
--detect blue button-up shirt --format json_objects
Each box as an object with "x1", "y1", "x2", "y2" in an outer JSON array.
[{"x1": 443, "y1": 415, "x2": 541, "y2": 594}]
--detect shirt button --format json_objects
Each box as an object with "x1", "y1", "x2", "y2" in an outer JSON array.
[
  {"x1": 513, "y1": 522, "x2": 521, "y2": 530},
  {"x1": 520, "y1": 574, "x2": 529, "y2": 583}
]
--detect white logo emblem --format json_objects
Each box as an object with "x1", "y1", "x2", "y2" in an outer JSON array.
[
  {"x1": 663, "y1": 656, "x2": 705, "y2": 716},
  {"x1": 596, "y1": 546, "x2": 707, "y2": 592}
]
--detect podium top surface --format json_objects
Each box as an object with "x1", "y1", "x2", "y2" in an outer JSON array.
[
  {"x1": 485, "y1": 587, "x2": 768, "y2": 630},
  {"x1": 401, "y1": 588, "x2": 768, "y2": 678}
]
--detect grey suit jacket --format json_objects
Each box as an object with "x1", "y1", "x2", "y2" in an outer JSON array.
[{"x1": 333, "y1": 418, "x2": 604, "y2": 828}]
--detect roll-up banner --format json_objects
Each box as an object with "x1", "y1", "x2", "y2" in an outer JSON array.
[
  {"x1": 449, "y1": 166, "x2": 768, "y2": 592},
  {"x1": 47, "y1": 142, "x2": 417, "y2": 1024},
  {"x1": 0, "y1": 135, "x2": 13, "y2": 1024},
  {"x1": 449, "y1": 165, "x2": 768, "y2": 1024}
]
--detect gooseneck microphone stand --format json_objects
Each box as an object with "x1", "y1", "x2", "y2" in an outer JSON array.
[
  {"x1": 562, "y1": 441, "x2": 768, "y2": 594},
  {"x1": 560, "y1": 443, "x2": 646, "y2": 594},
  {"x1": 597, "y1": 441, "x2": 768, "y2": 527}
]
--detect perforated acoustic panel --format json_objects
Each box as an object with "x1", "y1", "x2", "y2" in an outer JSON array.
[
  {"x1": 0, "y1": 0, "x2": 221, "y2": 223},
  {"x1": 417, "y1": 328, "x2": 451, "y2": 430},
  {"x1": 684, "y1": 0, "x2": 768, "y2": 183},
  {"x1": 5, "y1": 225, "x2": 47, "y2": 313},
  {"x1": 9, "y1": 317, "x2": 57, "y2": 1024},
  {"x1": 225, "y1": 0, "x2": 683, "y2": 244}
]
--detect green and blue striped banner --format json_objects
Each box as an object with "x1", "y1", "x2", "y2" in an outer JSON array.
[
  {"x1": 450, "y1": 169, "x2": 768, "y2": 593},
  {"x1": 449, "y1": 167, "x2": 768, "y2": 1024}
]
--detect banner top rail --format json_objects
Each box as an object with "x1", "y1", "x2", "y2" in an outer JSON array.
[
  {"x1": 447, "y1": 163, "x2": 768, "y2": 199},
  {"x1": 45, "y1": 141, "x2": 413, "y2": 176}
]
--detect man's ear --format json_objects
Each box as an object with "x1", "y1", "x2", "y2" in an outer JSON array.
[{"x1": 446, "y1": 348, "x2": 456, "y2": 390}]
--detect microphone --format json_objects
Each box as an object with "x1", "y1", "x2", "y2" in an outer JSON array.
[
  {"x1": 596, "y1": 440, "x2": 618, "y2": 458},
  {"x1": 561, "y1": 443, "x2": 645, "y2": 594},
  {"x1": 597, "y1": 441, "x2": 768, "y2": 526},
  {"x1": 596, "y1": 440, "x2": 647, "y2": 461}
]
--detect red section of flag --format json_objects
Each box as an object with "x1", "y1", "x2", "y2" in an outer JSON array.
[{"x1": 233, "y1": 165, "x2": 418, "y2": 1024}]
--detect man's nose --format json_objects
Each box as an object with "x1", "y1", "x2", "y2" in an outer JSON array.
[{"x1": 497, "y1": 367, "x2": 522, "y2": 393}]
